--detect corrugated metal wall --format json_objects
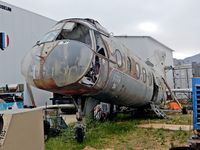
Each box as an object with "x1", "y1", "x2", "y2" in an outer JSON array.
[
  {"x1": 192, "y1": 62, "x2": 200, "y2": 77},
  {"x1": 173, "y1": 64, "x2": 192, "y2": 99}
]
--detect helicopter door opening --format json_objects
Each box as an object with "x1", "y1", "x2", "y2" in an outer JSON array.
[{"x1": 81, "y1": 31, "x2": 107, "y2": 87}]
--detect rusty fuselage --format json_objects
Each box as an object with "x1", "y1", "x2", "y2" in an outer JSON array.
[{"x1": 21, "y1": 18, "x2": 166, "y2": 107}]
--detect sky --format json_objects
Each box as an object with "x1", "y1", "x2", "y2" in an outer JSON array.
[{"x1": 2, "y1": 0, "x2": 200, "y2": 59}]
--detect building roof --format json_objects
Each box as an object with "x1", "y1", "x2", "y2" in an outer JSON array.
[
  {"x1": 115, "y1": 36, "x2": 174, "y2": 52},
  {"x1": 0, "y1": 0, "x2": 56, "y2": 22}
]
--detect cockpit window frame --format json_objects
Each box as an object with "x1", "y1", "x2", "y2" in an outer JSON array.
[
  {"x1": 37, "y1": 21, "x2": 93, "y2": 47},
  {"x1": 50, "y1": 22, "x2": 65, "y2": 31},
  {"x1": 58, "y1": 19, "x2": 110, "y2": 38},
  {"x1": 115, "y1": 49, "x2": 123, "y2": 67},
  {"x1": 94, "y1": 31, "x2": 107, "y2": 57},
  {"x1": 62, "y1": 22, "x2": 76, "y2": 31},
  {"x1": 38, "y1": 29, "x2": 61, "y2": 45}
]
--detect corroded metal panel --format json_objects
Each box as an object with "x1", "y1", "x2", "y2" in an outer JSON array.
[
  {"x1": 102, "y1": 69, "x2": 153, "y2": 106},
  {"x1": 94, "y1": 57, "x2": 109, "y2": 90},
  {"x1": 21, "y1": 18, "x2": 168, "y2": 109},
  {"x1": 22, "y1": 40, "x2": 93, "y2": 88}
]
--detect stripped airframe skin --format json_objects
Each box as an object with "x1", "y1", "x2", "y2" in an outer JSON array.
[{"x1": 21, "y1": 18, "x2": 166, "y2": 108}]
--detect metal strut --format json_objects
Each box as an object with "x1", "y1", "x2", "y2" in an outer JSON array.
[
  {"x1": 162, "y1": 77, "x2": 182, "y2": 109},
  {"x1": 73, "y1": 97, "x2": 85, "y2": 143},
  {"x1": 150, "y1": 102, "x2": 167, "y2": 119}
]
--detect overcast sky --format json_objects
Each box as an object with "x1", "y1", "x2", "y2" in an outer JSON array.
[{"x1": 2, "y1": 0, "x2": 200, "y2": 59}]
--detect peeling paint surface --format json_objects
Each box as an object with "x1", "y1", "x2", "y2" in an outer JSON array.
[{"x1": 21, "y1": 18, "x2": 167, "y2": 108}]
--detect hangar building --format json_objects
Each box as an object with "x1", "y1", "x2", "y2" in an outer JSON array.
[{"x1": 0, "y1": 1, "x2": 56, "y2": 107}]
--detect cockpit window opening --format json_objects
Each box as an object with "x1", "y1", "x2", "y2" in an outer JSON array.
[
  {"x1": 62, "y1": 22, "x2": 76, "y2": 31},
  {"x1": 50, "y1": 22, "x2": 65, "y2": 31},
  {"x1": 94, "y1": 31, "x2": 106, "y2": 57},
  {"x1": 56, "y1": 22, "x2": 92, "y2": 48},
  {"x1": 84, "y1": 18, "x2": 110, "y2": 37},
  {"x1": 94, "y1": 23, "x2": 109, "y2": 37},
  {"x1": 98, "y1": 48, "x2": 105, "y2": 56},
  {"x1": 38, "y1": 22, "x2": 92, "y2": 47},
  {"x1": 38, "y1": 22, "x2": 65, "y2": 44},
  {"x1": 39, "y1": 30, "x2": 60, "y2": 44}
]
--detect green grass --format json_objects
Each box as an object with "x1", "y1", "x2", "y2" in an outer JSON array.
[
  {"x1": 45, "y1": 113, "x2": 192, "y2": 150},
  {"x1": 140, "y1": 113, "x2": 192, "y2": 125}
]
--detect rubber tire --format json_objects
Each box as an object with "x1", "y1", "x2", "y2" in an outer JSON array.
[{"x1": 75, "y1": 127, "x2": 84, "y2": 143}]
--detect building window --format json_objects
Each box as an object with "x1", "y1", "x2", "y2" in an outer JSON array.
[
  {"x1": 136, "y1": 63, "x2": 140, "y2": 79},
  {"x1": 127, "y1": 57, "x2": 131, "y2": 73},
  {"x1": 142, "y1": 68, "x2": 147, "y2": 83}
]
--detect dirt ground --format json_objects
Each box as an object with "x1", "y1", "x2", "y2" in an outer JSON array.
[
  {"x1": 61, "y1": 114, "x2": 76, "y2": 124},
  {"x1": 139, "y1": 123, "x2": 193, "y2": 131}
]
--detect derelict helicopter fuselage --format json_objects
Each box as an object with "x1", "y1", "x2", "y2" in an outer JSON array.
[{"x1": 21, "y1": 18, "x2": 166, "y2": 115}]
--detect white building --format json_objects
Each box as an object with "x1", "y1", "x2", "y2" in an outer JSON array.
[
  {"x1": 0, "y1": 1, "x2": 56, "y2": 106},
  {"x1": 173, "y1": 64, "x2": 192, "y2": 99},
  {"x1": 115, "y1": 36, "x2": 174, "y2": 88}
]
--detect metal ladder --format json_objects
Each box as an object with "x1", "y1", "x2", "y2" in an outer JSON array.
[
  {"x1": 162, "y1": 77, "x2": 182, "y2": 109},
  {"x1": 150, "y1": 102, "x2": 167, "y2": 118}
]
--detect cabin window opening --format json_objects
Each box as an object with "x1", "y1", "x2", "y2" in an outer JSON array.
[
  {"x1": 156, "y1": 77, "x2": 161, "y2": 85},
  {"x1": 148, "y1": 72, "x2": 152, "y2": 86},
  {"x1": 95, "y1": 31, "x2": 106, "y2": 57},
  {"x1": 136, "y1": 63, "x2": 140, "y2": 79},
  {"x1": 142, "y1": 68, "x2": 147, "y2": 83},
  {"x1": 115, "y1": 49, "x2": 123, "y2": 67},
  {"x1": 131, "y1": 58, "x2": 136, "y2": 78},
  {"x1": 127, "y1": 57, "x2": 131, "y2": 73},
  {"x1": 97, "y1": 47, "x2": 105, "y2": 56}
]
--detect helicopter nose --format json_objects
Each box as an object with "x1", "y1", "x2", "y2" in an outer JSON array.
[{"x1": 21, "y1": 40, "x2": 93, "y2": 90}]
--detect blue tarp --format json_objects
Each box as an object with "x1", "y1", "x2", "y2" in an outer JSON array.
[{"x1": 0, "y1": 102, "x2": 23, "y2": 110}]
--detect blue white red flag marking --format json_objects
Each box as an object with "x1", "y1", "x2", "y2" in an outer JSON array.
[{"x1": 0, "y1": 32, "x2": 9, "y2": 50}]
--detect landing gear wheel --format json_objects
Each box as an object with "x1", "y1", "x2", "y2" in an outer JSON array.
[
  {"x1": 182, "y1": 107, "x2": 188, "y2": 114},
  {"x1": 74, "y1": 125, "x2": 85, "y2": 143},
  {"x1": 43, "y1": 120, "x2": 50, "y2": 141},
  {"x1": 73, "y1": 97, "x2": 85, "y2": 143}
]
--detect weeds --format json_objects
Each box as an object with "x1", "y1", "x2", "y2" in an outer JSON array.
[{"x1": 46, "y1": 113, "x2": 192, "y2": 150}]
